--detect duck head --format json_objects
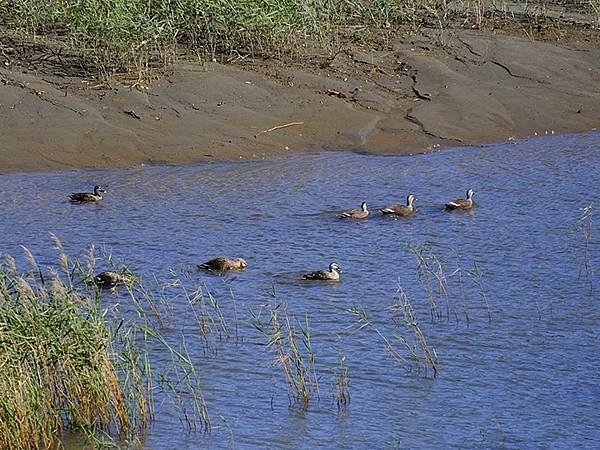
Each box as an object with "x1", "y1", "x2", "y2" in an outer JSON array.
[
  {"x1": 329, "y1": 262, "x2": 341, "y2": 273},
  {"x1": 361, "y1": 202, "x2": 368, "y2": 212},
  {"x1": 466, "y1": 189, "x2": 474, "y2": 199},
  {"x1": 407, "y1": 194, "x2": 416, "y2": 206},
  {"x1": 94, "y1": 185, "x2": 107, "y2": 195}
]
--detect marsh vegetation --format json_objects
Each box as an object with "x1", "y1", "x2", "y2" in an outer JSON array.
[
  {"x1": 1, "y1": 0, "x2": 598, "y2": 77},
  {"x1": 0, "y1": 242, "x2": 208, "y2": 448},
  {"x1": 1, "y1": 237, "x2": 492, "y2": 446}
]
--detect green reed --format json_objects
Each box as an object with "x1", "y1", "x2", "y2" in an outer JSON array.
[
  {"x1": 0, "y1": 240, "x2": 209, "y2": 448},
  {"x1": 333, "y1": 353, "x2": 350, "y2": 411},
  {"x1": 389, "y1": 286, "x2": 439, "y2": 377},
  {"x1": 251, "y1": 298, "x2": 319, "y2": 407},
  {"x1": 179, "y1": 280, "x2": 233, "y2": 356},
  {"x1": 408, "y1": 242, "x2": 491, "y2": 324},
  {"x1": 3, "y1": 0, "x2": 592, "y2": 78},
  {"x1": 346, "y1": 305, "x2": 412, "y2": 366},
  {"x1": 408, "y1": 243, "x2": 454, "y2": 322}
]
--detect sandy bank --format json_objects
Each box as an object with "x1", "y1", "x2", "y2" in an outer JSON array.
[{"x1": 1, "y1": 27, "x2": 599, "y2": 173}]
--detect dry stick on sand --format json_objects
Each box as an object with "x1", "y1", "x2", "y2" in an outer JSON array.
[{"x1": 254, "y1": 121, "x2": 304, "y2": 138}]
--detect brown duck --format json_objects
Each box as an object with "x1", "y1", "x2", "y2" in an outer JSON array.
[
  {"x1": 381, "y1": 194, "x2": 416, "y2": 217},
  {"x1": 340, "y1": 202, "x2": 369, "y2": 219},
  {"x1": 198, "y1": 257, "x2": 248, "y2": 273},
  {"x1": 69, "y1": 185, "x2": 106, "y2": 203},
  {"x1": 445, "y1": 189, "x2": 474, "y2": 210},
  {"x1": 301, "y1": 262, "x2": 342, "y2": 281}
]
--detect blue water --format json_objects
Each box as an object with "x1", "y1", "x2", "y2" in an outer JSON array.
[{"x1": 0, "y1": 132, "x2": 598, "y2": 448}]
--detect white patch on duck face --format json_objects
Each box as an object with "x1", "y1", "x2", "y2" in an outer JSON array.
[
  {"x1": 467, "y1": 189, "x2": 474, "y2": 199},
  {"x1": 93, "y1": 186, "x2": 106, "y2": 196},
  {"x1": 361, "y1": 202, "x2": 368, "y2": 211}
]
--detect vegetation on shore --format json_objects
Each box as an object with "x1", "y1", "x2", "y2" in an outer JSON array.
[{"x1": 1, "y1": 0, "x2": 599, "y2": 78}]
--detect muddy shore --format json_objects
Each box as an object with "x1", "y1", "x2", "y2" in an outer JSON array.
[{"x1": 1, "y1": 26, "x2": 599, "y2": 173}]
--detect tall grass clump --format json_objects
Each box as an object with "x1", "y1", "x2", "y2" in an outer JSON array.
[
  {"x1": 389, "y1": 286, "x2": 439, "y2": 377},
  {"x1": 0, "y1": 242, "x2": 208, "y2": 448},
  {"x1": 0, "y1": 255, "x2": 145, "y2": 448},
  {"x1": 2, "y1": 0, "x2": 597, "y2": 78},
  {"x1": 251, "y1": 297, "x2": 319, "y2": 407},
  {"x1": 0, "y1": 0, "x2": 451, "y2": 76},
  {"x1": 588, "y1": 0, "x2": 600, "y2": 25},
  {"x1": 408, "y1": 242, "x2": 491, "y2": 324}
]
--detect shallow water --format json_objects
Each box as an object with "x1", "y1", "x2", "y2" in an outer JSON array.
[{"x1": 1, "y1": 132, "x2": 599, "y2": 449}]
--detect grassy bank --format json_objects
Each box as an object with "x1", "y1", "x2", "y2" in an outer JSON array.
[
  {"x1": 2, "y1": 0, "x2": 598, "y2": 78},
  {"x1": 2, "y1": 0, "x2": 406, "y2": 75}
]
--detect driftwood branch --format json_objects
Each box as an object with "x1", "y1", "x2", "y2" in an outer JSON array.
[{"x1": 255, "y1": 121, "x2": 304, "y2": 138}]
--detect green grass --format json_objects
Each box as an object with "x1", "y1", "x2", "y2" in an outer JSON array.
[{"x1": 0, "y1": 0, "x2": 434, "y2": 76}]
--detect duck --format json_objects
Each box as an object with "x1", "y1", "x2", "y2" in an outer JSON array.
[
  {"x1": 340, "y1": 202, "x2": 369, "y2": 219},
  {"x1": 445, "y1": 189, "x2": 474, "y2": 210},
  {"x1": 198, "y1": 257, "x2": 248, "y2": 273},
  {"x1": 69, "y1": 185, "x2": 106, "y2": 203},
  {"x1": 301, "y1": 262, "x2": 342, "y2": 281},
  {"x1": 93, "y1": 271, "x2": 132, "y2": 289},
  {"x1": 380, "y1": 194, "x2": 416, "y2": 217}
]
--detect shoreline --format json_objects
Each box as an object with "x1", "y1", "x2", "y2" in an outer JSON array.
[
  {"x1": 1, "y1": 131, "x2": 597, "y2": 177},
  {"x1": 1, "y1": 27, "x2": 600, "y2": 174}
]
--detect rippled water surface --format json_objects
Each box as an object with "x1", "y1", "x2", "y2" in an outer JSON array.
[{"x1": 1, "y1": 133, "x2": 599, "y2": 448}]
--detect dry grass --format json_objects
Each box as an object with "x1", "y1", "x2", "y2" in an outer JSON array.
[{"x1": 390, "y1": 287, "x2": 439, "y2": 377}]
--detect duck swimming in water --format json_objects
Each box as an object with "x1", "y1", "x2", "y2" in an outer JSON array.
[
  {"x1": 445, "y1": 189, "x2": 474, "y2": 210},
  {"x1": 93, "y1": 271, "x2": 132, "y2": 289},
  {"x1": 301, "y1": 262, "x2": 342, "y2": 281},
  {"x1": 198, "y1": 257, "x2": 248, "y2": 273},
  {"x1": 69, "y1": 185, "x2": 106, "y2": 203},
  {"x1": 381, "y1": 194, "x2": 416, "y2": 217},
  {"x1": 340, "y1": 202, "x2": 369, "y2": 219}
]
